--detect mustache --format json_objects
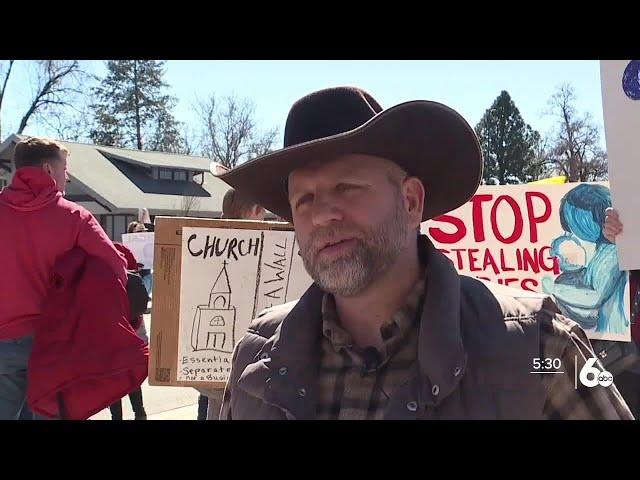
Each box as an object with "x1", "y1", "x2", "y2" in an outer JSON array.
[{"x1": 302, "y1": 224, "x2": 364, "y2": 256}]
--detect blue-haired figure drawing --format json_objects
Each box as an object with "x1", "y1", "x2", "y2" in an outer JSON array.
[{"x1": 542, "y1": 184, "x2": 628, "y2": 334}]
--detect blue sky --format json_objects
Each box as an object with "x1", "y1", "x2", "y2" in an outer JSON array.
[{"x1": 1, "y1": 60, "x2": 606, "y2": 148}]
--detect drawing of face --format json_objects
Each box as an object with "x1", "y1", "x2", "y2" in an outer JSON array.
[
  {"x1": 559, "y1": 184, "x2": 611, "y2": 245},
  {"x1": 551, "y1": 235, "x2": 587, "y2": 273},
  {"x1": 288, "y1": 154, "x2": 418, "y2": 297}
]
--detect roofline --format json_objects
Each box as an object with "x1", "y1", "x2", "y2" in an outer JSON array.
[
  {"x1": 64, "y1": 193, "x2": 113, "y2": 213},
  {"x1": 97, "y1": 149, "x2": 153, "y2": 171},
  {"x1": 66, "y1": 172, "x2": 117, "y2": 212},
  {"x1": 71, "y1": 140, "x2": 211, "y2": 161},
  {"x1": 0, "y1": 133, "x2": 23, "y2": 157},
  {"x1": 0, "y1": 134, "x2": 227, "y2": 213},
  {"x1": 2, "y1": 134, "x2": 212, "y2": 169},
  {"x1": 97, "y1": 148, "x2": 209, "y2": 173}
]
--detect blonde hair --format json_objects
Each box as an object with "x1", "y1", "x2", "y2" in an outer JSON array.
[
  {"x1": 13, "y1": 137, "x2": 69, "y2": 170},
  {"x1": 128, "y1": 221, "x2": 143, "y2": 233}
]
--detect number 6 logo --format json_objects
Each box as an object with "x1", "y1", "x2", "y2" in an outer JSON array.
[{"x1": 579, "y1": 357, "x2": 614, "y2": 388}]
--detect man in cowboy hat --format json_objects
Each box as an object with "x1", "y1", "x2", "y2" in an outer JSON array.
[{"x1": 215, "y1": 86, "x2": 632, "y2": 420}]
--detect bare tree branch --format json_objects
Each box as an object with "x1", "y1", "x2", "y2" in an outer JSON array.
[
  {"x1": 178, "y1": 126, "x2": 196, "y2": 155},
  {"x1": 0, "y1": 60, "x2": 15, "y2": 139},
  {"x1": 544, "y1": 83, "x2": 607, "y2": 182},
  {"x1": 194, "y1": 93, "x2": 278, "y2": 169},
  {"x1": 178, "y1": 192, "x2": 201, "y2": 217},
  {"x1": 37, "y1": 101, "x2": 93, "y2": 142},
  {"x1": 17, "y1": 60, "x2": 86, "y2": 134}
]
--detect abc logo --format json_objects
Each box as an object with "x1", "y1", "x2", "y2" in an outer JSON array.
[
  {"x1": 597, "y1": 372, "x2": 614, "y2": 387},
  {"x1": 579, "y1": 357, "x2": 613, "y2": 388}
]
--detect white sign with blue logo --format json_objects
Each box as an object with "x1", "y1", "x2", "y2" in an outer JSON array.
[{"x1": 600, "y1": 60, "x2": 640, "y2": 270}]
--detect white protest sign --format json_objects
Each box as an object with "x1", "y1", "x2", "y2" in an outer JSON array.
[
  {"x1": 424, "y1": 182, "x2": 631, "y2": 341},
  {"x1": 176, "y1": 227, "x2": 312, "y2": 382},
  {"x1": 121, "y1": 232, "x2": 155, "y2": 270},
  {"x1": 600, "y1": 60, "x2": 640, "y2": 270}
]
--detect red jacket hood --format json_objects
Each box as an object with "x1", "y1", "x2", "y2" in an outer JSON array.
[{"x1": 0, "y1": 167, "x2": 61, "y2": 212}]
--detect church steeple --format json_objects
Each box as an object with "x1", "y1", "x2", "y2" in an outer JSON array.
[{"x1": 210, "y1": 260, "x2": 231, "y2": 308}]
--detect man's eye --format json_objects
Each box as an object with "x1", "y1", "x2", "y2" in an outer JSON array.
[
  {"x1": 336, "y1": 183, "x2": 358, "y2": 193},
  {"x1": 295, "y1": 194, "x2": 313, "y2": 209}
]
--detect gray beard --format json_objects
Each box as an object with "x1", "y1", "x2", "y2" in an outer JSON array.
[{"x1": 300, "y1": 201, "x2": 409, "y2": 297}]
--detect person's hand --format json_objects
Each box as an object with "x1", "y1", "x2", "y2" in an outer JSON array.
[{"x1": 603, "y1": 208, "x2": 623, "y2": 244}]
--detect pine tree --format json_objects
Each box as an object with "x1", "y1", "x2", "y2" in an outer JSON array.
[
  {"x1": 90, "y1": 60, "x2": 183, "y2": 152},
  {"x1": 475, "y1": 91, "x2": 541, "y2": 184}
]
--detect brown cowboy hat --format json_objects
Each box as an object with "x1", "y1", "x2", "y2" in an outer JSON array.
[{"x1": 214, "y1": 86, "x2": 483, "y2": 222}]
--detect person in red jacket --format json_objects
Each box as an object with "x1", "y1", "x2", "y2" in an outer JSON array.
[
  {"x1": 28, "y1": 247, "x2": 149, "y2": 420},
  {"x1": 0, "y1": 136, "x2": 127, "y2": 420}
]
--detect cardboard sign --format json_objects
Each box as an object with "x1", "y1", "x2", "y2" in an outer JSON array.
[{"x1": 149, "y1": 217, "x2": 312, "y2": 387}]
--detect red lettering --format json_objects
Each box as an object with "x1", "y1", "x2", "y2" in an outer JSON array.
[
  {"x1": 470, "y1": 194, "x2": 493, "y2": 242},
  {"x1": 468, "y1": 248, "x2": 482, "y2": 271},
  {"x1": 499, "y1": 249, "x2": 515, "y2": 272},
  {"x1": 516, "y1": 248, "x2": 524, "y2": 270},
  {"x1": 525, "y1": 191, "x2": 552, "y2": 243},
  {"x1": 490, "y1": 195, "x2": 524, "y2": 244},
  {"x1": 482, "y1": 249, "x2": 500, "y2": 275},
  {"x1": 522, "y1": 248, "x2": 540, "y2": 273},
  {"x1": 539, "y1": 246, "x2": 561, "y2": 274},
  {"x1": 429, "y1": 215, "x2": 466, "y2": 244},
  {"x1": 504, "y1": 278, "x2": 519, "y2": 287},
  {"x1": 521, "y1": 278, "x2": 539, "y2": 292},
  {"x1": 451, "y1": 248, "x2": 466, "y2": 270}
]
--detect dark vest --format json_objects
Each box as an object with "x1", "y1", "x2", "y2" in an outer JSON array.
[{"x1": 222, "y1": 236, "x2": 553, "y2": 420}]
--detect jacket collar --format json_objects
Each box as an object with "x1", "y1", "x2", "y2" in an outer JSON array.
[{"x1": 237, "y1": 235, "x2": 467, "y2": 416}]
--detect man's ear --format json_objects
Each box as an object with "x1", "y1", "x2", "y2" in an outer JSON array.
[{"x1": 401, "y1": 176, "x2": 425, "y2": 229}]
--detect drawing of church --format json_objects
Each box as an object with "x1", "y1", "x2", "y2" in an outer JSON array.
[{"x1": 191, "y1": 261, "x2": 237, "y2": 353}]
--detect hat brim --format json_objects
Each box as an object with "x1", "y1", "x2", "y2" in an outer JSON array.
[{"x1": 216, "y1": 100, "x2": 483, "y2": 222}]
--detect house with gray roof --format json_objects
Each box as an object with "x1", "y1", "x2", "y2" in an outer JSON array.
[{"x1": 0, "y1": 134, "x2": 255, "y2": 241}]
